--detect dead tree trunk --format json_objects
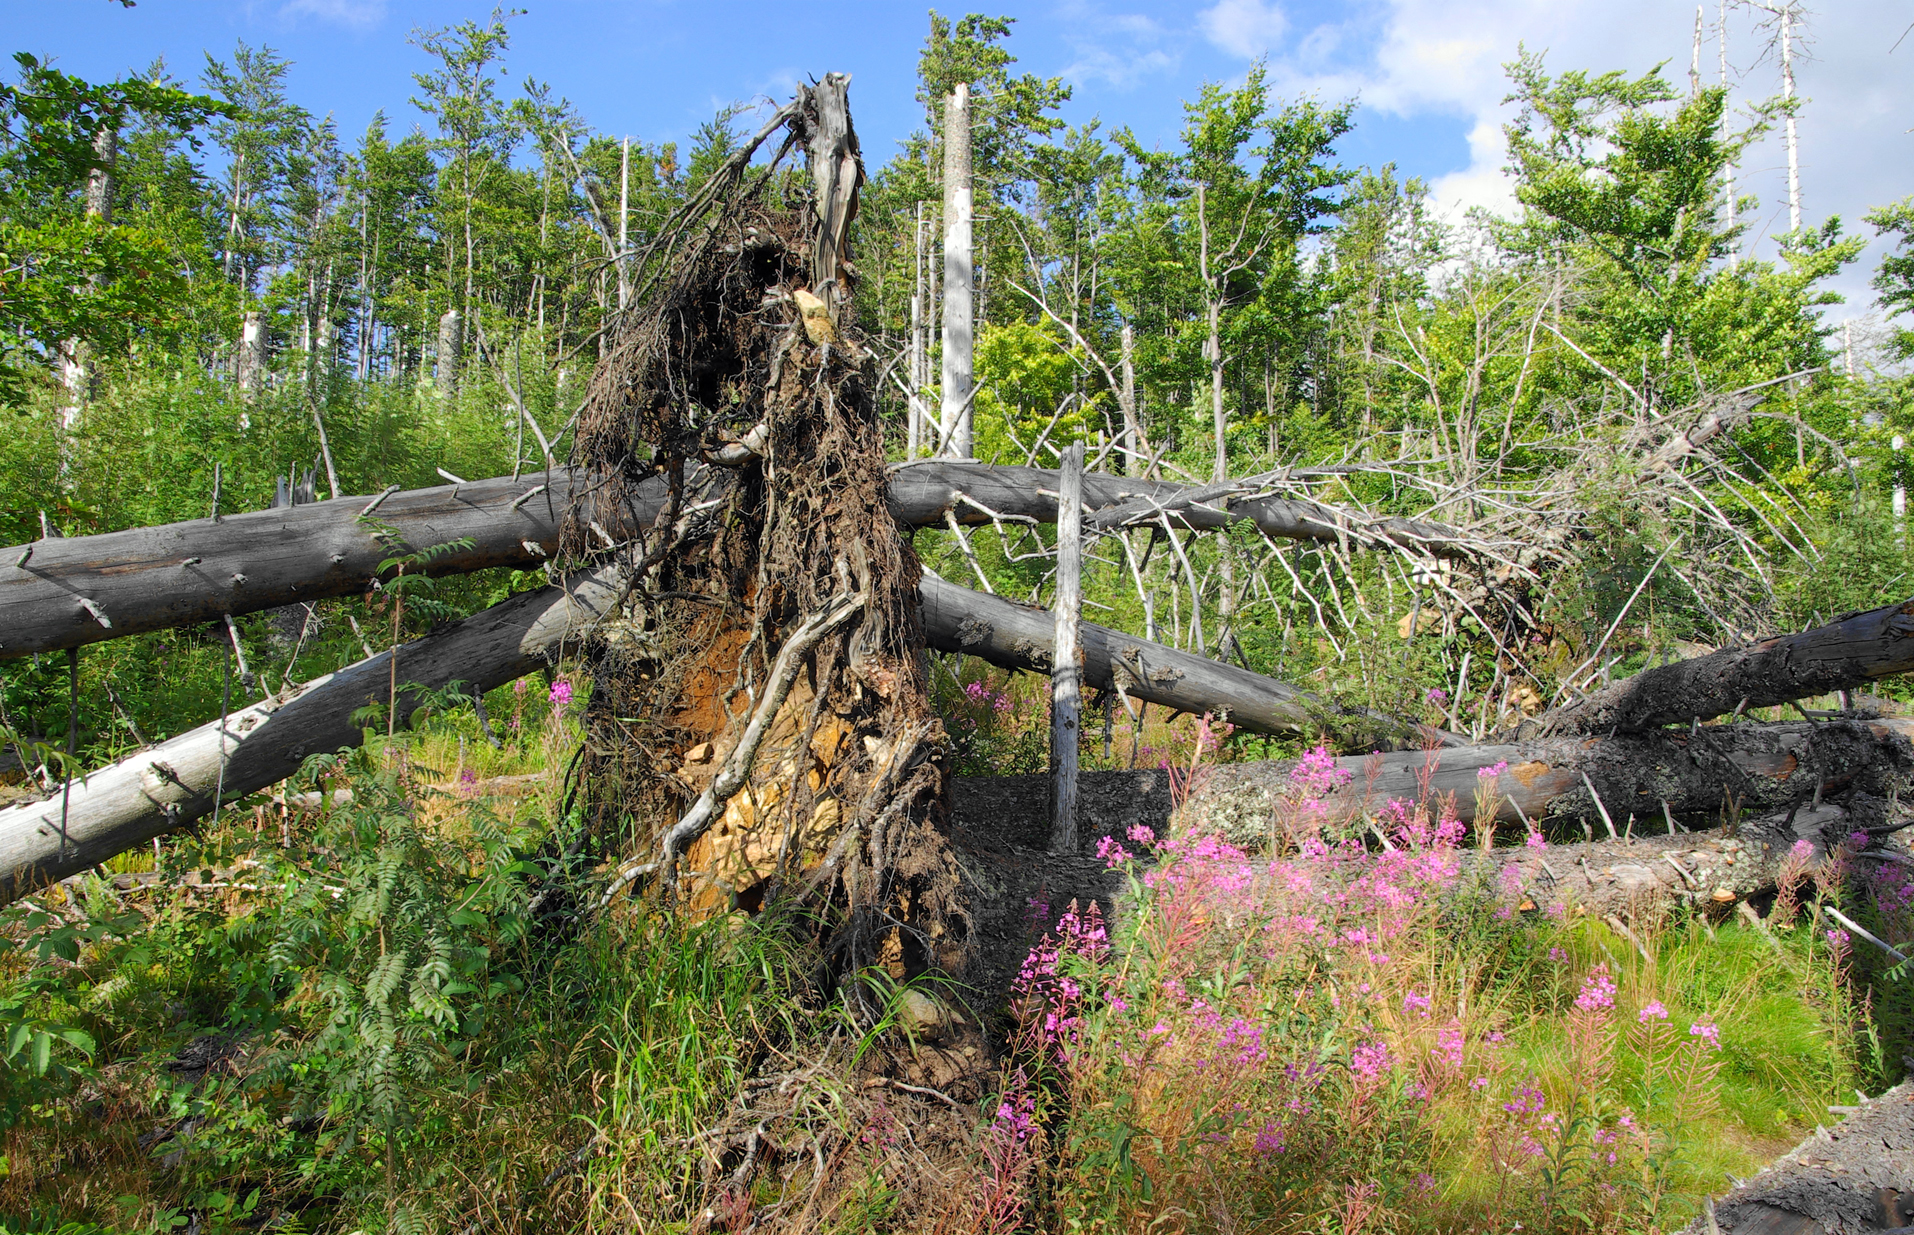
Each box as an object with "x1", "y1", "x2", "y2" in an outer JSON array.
[
  {"x1": 0, "y1": 568, "x2": 621, "y2": 903},
  {"x1": 1519, "y1": 596, "x2": 1914, "y2": 737},
  {"x1": 918, "y1": 573, "x2": 1434, "y2": 744},
  {"x1": 1, "y1": 462, "x2": 1477, "y2": 661},
  {"x1": 940, "y1": 82, "x2": 973, "y2": 459},
  {"x1": 1676, "y1": 1079, "x2": 1914, "y2": 1235},
  {"x1": 0, "y1": 469, "x2": 595, "y2": 658},
  {"x1": 1050, "y1": 444, "x2": 1084, "y2": 851},
  {"x1": 1179, "y1": 717, "x2": 1914, "y2": 837}
]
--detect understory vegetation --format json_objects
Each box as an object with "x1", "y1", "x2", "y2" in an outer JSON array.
[{"x1": 4, "y1": 5, "x2": 1914, "y2": 1234}]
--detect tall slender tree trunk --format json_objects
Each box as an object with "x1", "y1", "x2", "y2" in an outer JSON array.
[
  {"x1": 908, "y1": 201, "x2": 926, "y2": 457},
  {"x1": 617, "y1": 137, "x2": 631, "y2": 313},
  {"x1": 940, "y1": 83, "x2": 974, "y2": 458},
  {"x1": 1690, "y1": 5, "x2": 1703, "y2": 94},
  {"x1": 1780, "y1": 2, "x2": 1801, "y2": 234},
  {"x1": 1720, "y1": 0, "x2": 1738, "y2": 266},
  {"x1": 357, "y1": 191, "x2": 373, "y2": 381},
  {"x1": 236, "y1": 312, "x2": 265, "y2": 410},
  {"x1": 1050, "y1": 443, "x2": 1084, "y2": 852},
  {"x1": 437, "y1": 309, "x2": 464, "y2": 407},
  {"x1": 1119, "y1": 321, "x2": 1147, "y2": 474}
]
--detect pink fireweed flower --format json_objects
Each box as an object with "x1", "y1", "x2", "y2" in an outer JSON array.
[
  {"x1": 1574, "y1": 965, "x2": 1617, "y2": 1012},
  {"x1": 1426, "y1": 687, "x2": 1448, "y2": 705},
  {"x1": 513, "y1": 678, "x2": 528, "y2": 695},
  {"x1": 1688, "y1": 1021, "x2": 1720, "y2": 1048},
  {"x1": 1403, "y1": 990, "x2": 1432, "y2": 1017},
  {"x1": 1435, "y1": 1024, "x2": 1466, "y2": 1069},
  {"x1": 1477, "y1": 760, "x2": 1509, "y2": 780},
  {"x1": 993, "y1": 1084, "x2": 1036, "y2": 1142},
  {"x1": 1499, "y1": 864, "x2": 1525, "y2": 897},
  {"x1": 1525, "y1": 829, "x2": 1547, "y2": 849},
  {"x1": 1094, "y1": 835, "x2": 1131, "y2": 868},
  {"x1": 1126, "y1": 824, "x2": 1156, "y2": 845},
  {"x1": 1218, "y1": 1018, "x2": 1267, "y2": 1065},
  {"x1": 1636, "y1": 1001, "x2": 1668, "y2": 1024},
  {"x1": 548, "y1": 679, "x2": 574, "y2": 709},
  {"x1": 1503, "y1": 1083, "x2": 1546, "y2": 1115},
  {"x1": 1548, "y1": 947, "x2": 1567, "y2": 963},
  {"x1": 1790, "y1": 838, "x2": 1815, "y2": 860},
  {"x1": 1254, "y1": 1122, "x2": 1285, "y2": 1156},
  {"x1": 1149, "y1": 1021, "x2": 1171, "y2": 1037},
  {"x1": 1350, "y1": 1039, "x2": 1393, "y2": 1081}
]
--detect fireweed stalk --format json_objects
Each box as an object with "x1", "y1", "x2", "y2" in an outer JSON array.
[{"x1": 996, "y1": 745, "x2": 1758, "y2": 1232}]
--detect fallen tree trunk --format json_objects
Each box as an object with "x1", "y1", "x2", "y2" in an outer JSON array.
[
  {"x1": 0, "y1": 567, "x2": 623, "y2": 903},
  {"x1": 0, "y1": 469, "x2": 595, "y2": 659},
  {"x1": 1, "y1": 463, "x2": 1484, "y2": 661},
  {"x1": 1677, "y1": 1081, "x2": 1914, "y2": 1234},
  {"x1": 919, "y1": 572, "x2": 1450, "y2": 747},
  {"x1": 0, "y1": 561, "x2": 1387, "y2": 903},
  {"x1": 1519, "y1": 596, "x2": 1914, "y2": 737},
  {"x1": 1178, "y1": 717, "x2": 1914, "y2": 837},
  {"x1": 887, "y1": 461, "x2": 1477, "y2": 559}
]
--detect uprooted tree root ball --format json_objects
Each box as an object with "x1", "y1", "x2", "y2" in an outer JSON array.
[{"x1": 556, "y1": 77, "x2": 966, "y2": 1010}]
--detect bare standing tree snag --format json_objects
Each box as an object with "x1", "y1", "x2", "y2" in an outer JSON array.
[
  {"x1": 235, "y1": 310, "x2": 265, "y2": 399},
  {"x1": 564, "y1": 76, "x2": 964, "y2": 1002},
  {"x1": 435, "y1": 308, "x2": 464, "y2": 405},
  {"x1": 940, "y1": 82, "x2": 974, "y2": 458},
  {"x1": 1748, "y1": 0, "x2": 1808, "y2": 235},
  {"x1": 1050, "y1": 443, "x2": 1084, "y2": 851}
]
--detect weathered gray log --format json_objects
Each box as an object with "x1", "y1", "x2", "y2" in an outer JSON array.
[
  {"x1": 0, "y1": 568, "x2": 623, "y2": 903},
  {"x1": 1179, "y1": 717, "x2": 1914, "y2": 839},
  {"x1": 917, "y1": 573, "x2": 1435, "y2": 744},
  {"x1": 888, "y1": 461, "x2": 1477, "y2": 560},
  {"x1": 955, "y1": 762, "x2": 1875, "y2": 921},
  {"x1": 0, "y1": 470, "x2": 596, "y2": 658},
  {"x1": 1, "y1": 462, "x2": 1478, "y2": 660},
  {"x1": 1521, "y1": 597, "x2": 1914, "y2": 737},
  {"x1": 1677, "y1": 1080, "x2": 1914, "y2": 1235},
  {"x1": 0, "y1": 569, "x2": 1392, "y2": 902}
]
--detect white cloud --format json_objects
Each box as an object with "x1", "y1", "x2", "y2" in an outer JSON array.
[
  {"x1": 1055, "y1": 2, "x2": 1182, "y2": 91},
  {"x1": 1209, "y1": 0, "x2": 1913, "y2": 317},
  {"x1": 1199, "y1": 0, "x2": 1290, "y2": 59},
  {"x1": 279, "y1": 0, "x2": 386, "y2": 29}
]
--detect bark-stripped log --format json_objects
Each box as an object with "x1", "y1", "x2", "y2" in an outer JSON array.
[
  {"x1": 1, "y1": 463, "x2": 1483, "y2": 660},
  {"x1": 0, "y1": 470, "x2": 597, "y2": 658},
  {"x1": 0, "y1": 568, "x2": 623, "y2": 903},
  {"x1": 1519, "y1": 596, "x2": 1914, "y2": 737},
  {"x1": 1178, "y1": 717, "x2": 1914, "y2": 835},
  {"x1": 887, "y1": 462, "x2": 1476, "y2": 560},
  {"x1": 919, "y1": 573, "x2": 1445, "y2": 745}
]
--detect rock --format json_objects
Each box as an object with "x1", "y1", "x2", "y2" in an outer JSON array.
[{"x1": 900, "y1": 989, "x2": 961, "y2": 1038}]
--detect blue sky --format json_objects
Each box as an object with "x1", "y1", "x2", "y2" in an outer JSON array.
[{"x1": 13, "y1": 0, "x2": 1914, "y2": 336}]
